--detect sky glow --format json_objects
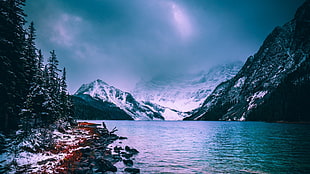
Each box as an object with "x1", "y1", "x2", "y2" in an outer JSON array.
[
  {"x1": 171, "y1": 2, "x2": 193, "y2": 40},
  {"x1": 24, "y1": 0, "x2": 305, "y2": 93}
]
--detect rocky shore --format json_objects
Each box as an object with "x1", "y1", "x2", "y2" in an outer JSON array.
[
  {"x1": 54, "y1": 122, "x2": 141, "y2": 174},
  {"x1": 0, "y1": 122, "x2": 140, "y2": 174}
]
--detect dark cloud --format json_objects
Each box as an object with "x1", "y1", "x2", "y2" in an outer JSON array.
[{"x1": 24, "y1": 0, "x2": 305, "y2": 93}]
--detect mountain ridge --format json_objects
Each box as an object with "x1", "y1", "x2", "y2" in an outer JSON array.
[
  {"x1": 72, "y1": 61, "x2": 243, "y2": 121},
  {"x1": 185, "y1": 0, "x2": 310, "y2": 121},
  {"x1": 132, "y1": 61, "x2": 243, "y2": 112},
  {"x1": 74, "y1": 79, "x2": 164, "y2": 120}
]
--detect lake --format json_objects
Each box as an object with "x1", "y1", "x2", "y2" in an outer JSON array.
[{"x1": 85, "y1": 120, "x2": 310, "y2": 173}]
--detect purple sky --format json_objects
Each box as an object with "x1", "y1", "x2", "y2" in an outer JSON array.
[{"x1": 25, "y1": 0, "x2": 305, "y2": 93}]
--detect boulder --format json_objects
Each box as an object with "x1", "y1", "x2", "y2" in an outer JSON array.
[
  {"x1": 123, "y1": 159, "x2": 133, "y2": 166},
  {"x1": 96, "y1": 159, "x2": 117, "y2": 172},
  {"x1": 122, "y1": 153, "x2": 133, "y2": 159},
  {"x1": 125, "y1": 146, "x2": 139, "y2": 155},
  {"x1": 124, "y1": 168, "x2": 140, "y2": 173},
  {"x1": 114, "y1": 145, "x2": 123, "y2": 153}
]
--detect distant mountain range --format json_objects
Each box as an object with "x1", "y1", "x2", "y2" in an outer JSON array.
[
  {"x1": 72, "y1": 62, "x2": 242, "y2": 120},
  {"x1": 72, "y1": 1, "x2": 309, "y2": 122},
  {"x1": 132, "y1": 62, "x2": 242, "y2": 112}
]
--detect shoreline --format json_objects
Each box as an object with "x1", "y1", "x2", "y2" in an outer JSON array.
[
  {"x1": 54, "y1": 121, "x2": 141, "y2": 173},
  {"x1": 0, "y1": 121, "x2": 140, "y2": 174},
  {"x1": 272, "y1": 121, "x2": 310, "y2": 124}
]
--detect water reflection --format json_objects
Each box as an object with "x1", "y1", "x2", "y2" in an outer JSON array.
[{"x1": 87, "y1": 120, "x2": 310, "y2": 173}]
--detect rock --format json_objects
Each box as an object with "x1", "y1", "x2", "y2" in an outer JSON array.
[
  {"x1": 73, "y1": 161, "x2": 81, "y2": 166},
  {"x1": 122, "y1": 153, "x2": 133, "y2": 159},
  {"x1": 124, "y1": 168, "x2": 140, "y2": 173},
  {"x1": 129, "y1": 148, "x2": 139, "y2": 155},
  {"x1": 125, "y1": 146, "x2": 139, "y2": 155},
  {"x1": 119, "y1": 136, "x2": 128, "y2": 140},
  {"x1": 109, "y1": 134, "x2": 119, "y2": 141},
  {"x1": 80, "y1": 167, "x2": 92, "y2": 174},
  {"x1": 80, "y1": 161, "x2": 89, "y2": 167},
  {"x1": 79, "y1": 147, "x2": 92, "y2": 154},
  {"x1": 57, "y1": 126, "x2": 66, "y2": 133},
  {"x1": 114, "y1": 145, "x2": 123, "y2": 153},
  {"x1": 104, "y1": 149, "x2": 112, "y2": 155},
  {"x1": 125, "y1": 146, "x2": 131, "y2": 152},
  {"x1": 112, "y1": 154, "x2": 122, "y2": 162},
  {"x1": 96, "y1": 159, "x2": 117, "y2": 172},
  {"x1": 74, "y1": 167, "x2": 92, "y2": 174},
  {"x1": 37, "y1": 158, "x2": 57, "y2": 165},
  {"x1": 123, "y1": 159, "x2": 133, "y2": 166}
]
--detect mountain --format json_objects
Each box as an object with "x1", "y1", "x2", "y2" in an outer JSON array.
[
  {"x1": 132, "y1": 62, "x2": 243, "y2": 112},
  {"x1": 185, "y1": 1, "x2": 310, "y2": 122},
  {"x1": 73, "y1": 79, "x2": 164, "y2": 120},
  {"x1": 72, "y1": 61, "x2": 241, "y2": 121},
  {"x1": 71, "y1": 95, "x2": 133, "y2": 120}
]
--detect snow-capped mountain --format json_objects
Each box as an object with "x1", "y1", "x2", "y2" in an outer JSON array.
[
  {"x1": 72, "y1": 61, "x2": 242, "y2": 121},
  {"x1": 132, "y1": 62, "x2": 243, "y2": 112},
  {"x1": 74, "y1": 79, "x2": 164, "y2": 120},
  {"x1": 185, "y1": 1, "x2": 310, "y2": 121}
]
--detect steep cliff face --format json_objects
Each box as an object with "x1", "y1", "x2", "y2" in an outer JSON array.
[{"x1": 186, "y1": 1, "x2": 310, "y2": 121}]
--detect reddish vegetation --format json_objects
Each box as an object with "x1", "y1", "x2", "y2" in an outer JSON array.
[
  {"x1": 33, "y1": 122, "x2": 101, "y2": 173},
  {"x1": 22, "y1": 121, "x2": 139, "y2": 174},
  {"x1": 78, "y1": 122, "x2": 97, "y2": 126},
  {"x1": 55, "y1": 124, "x2": 97, "y2": 173}
]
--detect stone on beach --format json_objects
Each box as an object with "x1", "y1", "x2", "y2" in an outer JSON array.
[
  {"x1": 123, "y1": 159, "x2": 134, "y2": 166},
  {"x1": 124, "y1": 167, "x2": 140, "y2": 173}
]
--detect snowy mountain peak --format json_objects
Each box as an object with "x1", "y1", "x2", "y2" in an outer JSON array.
[
  {"x1": 74, "y1": 79, "x2": 164, "y2": 120},
  {"x1": 74, "y1": 61, "x2": 243, "y2": 121},
  {"x1": 132, "y1": 61, "x2": 243, "y2": 112},
  {"x1": 76, "y1": 79, "x2": 108, "y2": 93},
  {"x1": 76, "y1": 79, "x2": 125, "y2": 102}
]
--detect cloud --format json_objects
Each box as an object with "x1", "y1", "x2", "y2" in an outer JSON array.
[
  {"x1": 170, "y1": 2, "x2": 194, "y2": 40},
  {"x1": 50, "y1": 13, "x2": 83, "y2": 47},
  {"x1": 25, "y1": 0, "x2": 305, "y2": 93}
]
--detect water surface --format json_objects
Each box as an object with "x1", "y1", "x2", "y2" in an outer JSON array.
[{"x1": 87, "y1": 121, "x2": 310, "y2": 173}]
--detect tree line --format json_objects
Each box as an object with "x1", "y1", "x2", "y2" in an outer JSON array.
[{"x1": 0, "y1": 0, "x2": 74, "y2": 133}]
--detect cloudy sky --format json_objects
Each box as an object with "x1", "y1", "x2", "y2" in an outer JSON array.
[{"x1": 25, "y1": 0, "x2": 305, "y2": 93}]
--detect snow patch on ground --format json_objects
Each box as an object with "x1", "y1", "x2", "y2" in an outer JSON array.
[{"x1": 0, "y1": 128, "x2": 91, "y2": 174}]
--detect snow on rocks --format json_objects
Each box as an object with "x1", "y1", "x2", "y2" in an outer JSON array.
[
  {"x1": 247, "y1": 91, "x2": 268, "y2": 111},
  {"x1": 0, "y1": 122, "x2": 140, "y2": 173}
]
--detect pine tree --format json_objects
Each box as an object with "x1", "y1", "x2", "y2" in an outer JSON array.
[
  {"x1": 0, "y1": 0, "x2": 27, "y2": 131},
  {"x1": 24, "y1": 21, "x2": 38, "y2": 89},
  {"x1": 60, "y1": 68, "x2": 74, "y2": 120},
  {"x1": 1, "y1": 1, "x2": 75, "y2": 133},
  {"x1": 38, "y1": 49, "x2": 44, "y2": 70},
  {"x1": 60, "y1": 67, "x2": 68, "y2": 118},
  {"x1": 43, "y1": 50, "x2": 62, "y2": 124}
]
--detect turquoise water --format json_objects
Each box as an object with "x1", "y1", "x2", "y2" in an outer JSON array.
[{"x1": 88, "y1": 120, "x2": 310, "y2": 173}]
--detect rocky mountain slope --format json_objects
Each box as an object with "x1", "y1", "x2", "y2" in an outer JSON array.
[
  {"x1": 132, "y1": 62, "x2": 242, "y2": 112},
  {"x1": 73, "y1": 62, "x2": 242, "y2": 121},
  {"x1": 185, "y1": 0, "x2": 310, "y2": 121},
  {"x1": 73, "y1": 79, "x2": 163, "y2": 120},
  {"x1": 71, "y1": 95, "x2": 133, "y2": 120}
]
